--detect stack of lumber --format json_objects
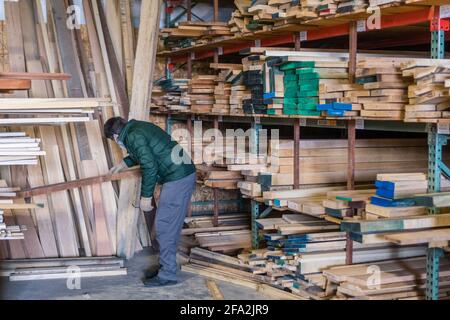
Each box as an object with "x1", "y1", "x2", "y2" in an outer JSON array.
[
  {"x1": 262, "y1": 53, "x2": 349, "y2": 116},
  {"x1": 322, "y1": 257, "x2": 450, "y2": 300},
  {"x1": 188, "y1": 75, "x2": 217, "y2": 113},
  {"x1": 228, "y1": 0, "x2": 254, "y2": 36},
  {"x1": 364, "y1": 173, "x2": 450, "y2": 223},
  {"x1": 357, "y1": 59, "x2": 410, "y2": 120},
  {"x1": 334, "y1": 0, "x2": 367, "y2": 14},
  {"x1": 0, "y1": 132, "x2": 44, "y2": 166},
  {"x1": 161, "y1": 22, "x2": 233, "y2": 50},
  {"x1": 197, "y1": 165, "x2": 244, "y2": 190},
  {"x1": 295, "y1": 0, "x2": 320, "y2": 19},
  {"x1": 322, "y1": 189, "x2": 374, "y2": 220},
  {"x1": 317, "y1": 0, "x2": 338, "y2": 16},
  {"x1": 183, "y1": 216, "x2": 252, "y2": 252},
  {"x1": 152, "y1": 79, "x2": 190, "y2": 112},
  {"x1": 0, "y1": 257, "x2": 127, "y2": 281},
  {"x1": 230, "y1": 85, "x2": 250, "y2": 115},
  {"x1": 242, "y1": 53, "x2": 266, "y2": 114},
  {"x1": 401, "y1": 59, "x2": 450, "y2": 122},
  {"x1": 318, "y1": 82, "x2": 366, "y2": 117},
  {"x1": 342, "y1": 213, "x2": 450, "y2": 249},
  {"x1": 0, "y1": 98, "x2": 112, "y2": 124},
  {"x1": 266, "y1": 138, "x2": 429, "y2": 187},
  {"x1": 210, "y1": 63, "x2": 243, "y2": 114}
]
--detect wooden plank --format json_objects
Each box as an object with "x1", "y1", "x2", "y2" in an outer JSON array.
[
  {"x1": 206, "y1": 279, "x2": 225, "y2": 300},
  {"x1": 384, "y1": 229, "x2": 450, "y2": 245},
  {"x1": 116, "y1": 0, "x2": 162, "y2": 258}
]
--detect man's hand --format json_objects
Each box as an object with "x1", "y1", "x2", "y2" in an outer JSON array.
[
  {"x1": 140, "y1": 197, "x2": 154, "y2": 212},
  {"x1": 109, "y1": 161, "x2": 127, "y2": 174}
]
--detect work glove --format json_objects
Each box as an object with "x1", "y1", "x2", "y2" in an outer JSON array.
[
  {"x1": 109, "y1": 160, "x2": 127, "y2": 174},
  {"x1": 140, "y1": 197, "x2": 154, "y2": 212}
]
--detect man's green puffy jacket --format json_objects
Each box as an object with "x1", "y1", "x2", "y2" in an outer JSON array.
[{"x1": 119, "y1": 119, "x2": 196, "y2": 197}]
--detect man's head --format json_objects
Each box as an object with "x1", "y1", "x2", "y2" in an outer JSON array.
[{"x1": 104, "y1": 117, "x2": 127, "y2": 143}]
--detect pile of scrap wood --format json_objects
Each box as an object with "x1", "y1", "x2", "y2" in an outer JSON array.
[
  {"x1": 182, "y1": 247, "x2": 306, "y2": 300},
  {"x1": 161, "y1": 21, "x2": 233, "y2": 50},
  {"x1": 0, "y1": 257, "x2": 127, "y2": 281},
  {"x1": 401, "y1": 59, "x2": 450, "y2": 123},
  {"x1": 357, "y1": 58, "x2": 411, "y2": 120},
  {"x1": 0, "y1": 132, "x2": 44, "y2": 166},
  {"x1": 322, "y1": 257, "x2": 450, "y2": 300},
  {"x1": 188, "y1": 75, "x2": 217, "y2": 113}
]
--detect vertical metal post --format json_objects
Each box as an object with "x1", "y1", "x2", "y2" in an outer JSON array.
[
  {"x1": 427, "y1": 247, "x2": 444, "y2": 300},
  {"x1": 251, "y1": 200, "x2": 260, "y2": 249},
  {"x1": 294, "y1": 120, "x2": 300, "y2": 189},
  {"x1": 426, "y1": 5, "x2": 447, "y2": 300}
]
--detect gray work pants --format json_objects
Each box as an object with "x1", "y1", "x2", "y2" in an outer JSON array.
[{"x1": 156, "y1": 172, "x2": 196, "y2": 281}]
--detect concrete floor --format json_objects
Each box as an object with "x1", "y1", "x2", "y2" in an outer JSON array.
[{"x1": 0, "y1": 249, "x2": 268, "y2": 300}]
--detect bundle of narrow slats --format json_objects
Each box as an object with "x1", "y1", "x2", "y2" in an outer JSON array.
[
  {"x1": 1, "y1": 256, "x2": 127, "y2": 281},
  {"x1": 0, "y1": 132, "x2": 44, "y2": 166},
  {"x1": 401, "y1": 59, "x2": 450, "y2": 123}
]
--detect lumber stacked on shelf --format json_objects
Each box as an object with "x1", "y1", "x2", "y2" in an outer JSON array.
[
  {"x1": 357, "y1": 59, "x2": 410, "y2": 120},
  {"x1": 0, "y1": 132, "x2": 44, "y2": 166},
  {"x1": 197, "y1": 164, "x2": 244, "y2": 190},
  {"x1": 242, "y1": 52, "x2": 266, "y2": 114},
  {"x1": 334, "y1": 0, "x2": 367, "y2": 14},
  {"x1": 262, "y1": 53, "x2": 349, "y2": 116},
  {"x1": 401, "y1": 59, "x2": 450, "y2": 122},
  {"x1": 161, "y1": 21, "x2": 233, "y2": 50},
  {"x1": 188, "y1": 75, "x2": 217, "y2": 113},
  {"x1": 266, "y1": 138, "x2": 428, "y2": 187},
  {"x1": 211, "y1": 63, "x2": 243, "y2": 114},
  {"x1": 317, "y1": 0, "x2": 338, "y2": 16},
  {"x1": 318, "y1": 82, "x2": 366, "y2": 117},
  {"x1": 322, "y1": 257, "x2": 450, "y2": 300},
  {"x1": 322, "y1": 189, "x2": 375, "y2": 220},
  {"x1": 152, "y1": 79, "x2": 190, "y2": 112}
]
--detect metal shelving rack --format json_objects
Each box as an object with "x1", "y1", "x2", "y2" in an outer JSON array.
[{"x1": 160, "y1": 0, "x2": 450, "y2": 300}]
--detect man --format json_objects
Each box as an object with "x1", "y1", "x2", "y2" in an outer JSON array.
[{"x1": 104, "y1": 117, "x2": 196, "y2": 288}]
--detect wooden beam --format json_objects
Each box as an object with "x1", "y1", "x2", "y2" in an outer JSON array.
[{"x1": 16, "y1": 169, "x2": 139, "y2": 199}]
